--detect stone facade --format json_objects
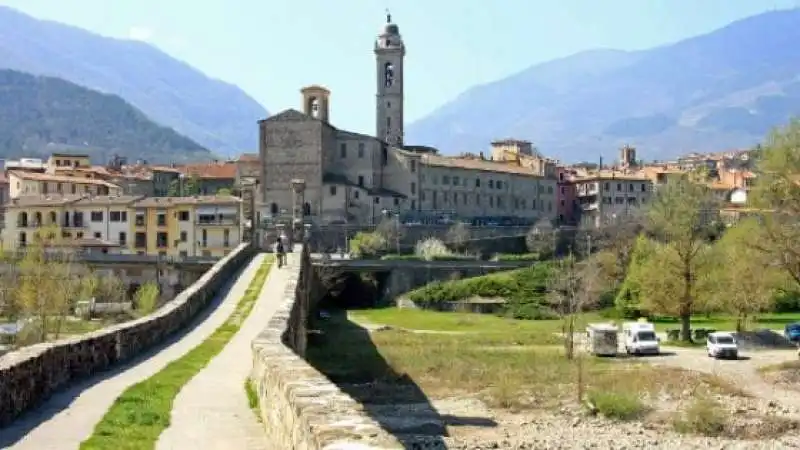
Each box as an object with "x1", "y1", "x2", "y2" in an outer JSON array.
[
  {"x1": 0, "y1": 243, "x2": 254, "y2": 427},
  {"x1": 250, "y1": 246, "x2": 405, "y2": 449}
]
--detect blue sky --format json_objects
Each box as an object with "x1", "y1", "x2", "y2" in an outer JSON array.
[{"x1": 2, "y1": 0, "x2": 798, "y2": 136}]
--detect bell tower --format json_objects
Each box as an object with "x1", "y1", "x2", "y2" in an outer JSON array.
[{"x1": 375, "y1": 11, "x2": 405, "y2": 147}]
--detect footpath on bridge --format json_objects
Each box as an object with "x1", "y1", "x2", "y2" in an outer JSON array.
[
  {"x1": 156, "y1": 253, "x2": 295, "y2": 450},
  {"x1": 3, "y1": 254, "x2": 268, "y2": 450}
]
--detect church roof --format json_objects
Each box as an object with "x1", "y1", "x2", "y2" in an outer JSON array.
[{"x1": 257, "y1": 109, "x2": 311, "y2": 124}]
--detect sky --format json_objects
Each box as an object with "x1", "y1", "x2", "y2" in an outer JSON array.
[{"x1": 1, "y1": 0, "x2": 798, "y2": 136}]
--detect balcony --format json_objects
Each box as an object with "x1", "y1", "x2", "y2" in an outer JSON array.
[{"x1": 196, "y1": 218, "x2": 239, "y2": 227}]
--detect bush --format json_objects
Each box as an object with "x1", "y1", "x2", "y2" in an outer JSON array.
[
  {"x1": 587, "y1": 390, "x2": 645, "y2": 420},
  {"x1": 349, "y1": 232, "x2": 387, "y2": 258},
  {"x1": 492, "y1": 253, "x2": 541, "y2": 262},
  {"x1": 381, "y1": 254, "x2": 421, "y2": 261},
  {"x1": 415, "y1": 238, "x2": 452, "y2": 261},
  {"x1": 673, "y1": 397, "x2": 727, "y2": 436},
  {"x1": 774, "y1": 289, "x2": 800, "y2": 313},
  {"x1": 406, "y1": 263, "x2": 555, "y2": 315}
]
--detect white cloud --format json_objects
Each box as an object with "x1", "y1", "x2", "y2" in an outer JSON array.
[{"x1": 128, "y1": 26, "x2": 155, "y2": 42}]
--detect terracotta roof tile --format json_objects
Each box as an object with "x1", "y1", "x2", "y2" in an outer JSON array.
[
  {"x1": 421, "y1": 155, "x2": 544, "y2": 177},
  {"x1": 8, "y1": 170, "x2": 120, "y2": 188},
  {"x1": 132, "y1": 195, "x2": 241, "y2": 208},
  {"x1": 179, "y1": 162, "x2": 237, "y2": 179}
]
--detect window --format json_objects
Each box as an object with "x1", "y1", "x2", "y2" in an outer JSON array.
[
  {"x1": 49, "y1": 211, "x2": 57, "y2": 224},
  {"x1": 354, "y1": 190, "x2": 360, "y2": 199},
  {"x1": 410, "y1": 182, "x2": 416, "y2": 194},
  {"x1": 202, "y1": 229, "x2": 208, "y2": 247},
  {"x1": 442, "y1": 176, "x2": 450, "y2": 185},
  {"x1": 157, "y1": 212, "x2": 167, "y2": 226},
  {"x1": 73, "y1": 212, "x2": 84, "y2": 227},
  {"x1": 135, "y1": 213, "x2": 145, "y2": 226},
  {"x1": 223, "y1": 229, "x2": 230, "y2": 247},
  {"x1": 94, "y1": 232, "x2": 101, "y2": 239},
  {"x1": 110, "y1": 211, "x2": 121, "y2": 222},
  {"x1": 340, "y1": 143, "x2": 347, "y2": 158},
  {"x1": 374, "y1": 197, "x2": 380, "y2": 204},
  {"x1": 641, "y1": 183, "x2": 647, "y2": 192},
  {"x1": 119, "y1": 232, "x2": 127, "y2": 246},
  {"x1": 180, "y1": 231, "x2": 188, "y2": 242},
  {"x1": 34, "y1": 212, "x2": 42, "y2": 226},
  {"x1": 178, "y1": 210, "x2": 190, "y2": 221},
  {"x1": 411, "y1": 200, "x2": 416, "y2": 210},
  {"x1": 358, "y1": 142, "x2": 365, "y2": 158},
  {"x1": 393, "y1": 198, "x2": 399, "y2": 206},
  {"x1": 71, "y1": 184, "x2": 77, "y2": 194},
  {"x1": 629, "y1": 183, "x2": 634, "y2": 192},
  {"x1": 617, "y1": 183, "x2": 622, "y2": 191},
  {"x1": 453, "y1": 176, "x2": 460, "y2": 185},
  {"x1": 604, "y1": 182, "x2": 610, "y2": 191},
  {"x1": 488, "y1": 180, "x2": 494, "y2": 188},
  {"x1": 134, "y1": 232, "x2": 146, "y2": 248},
  {"x1": 547, "y1": 185, "x2": 553, "y2": 194},
  {"x1": 156, "y1": 232, "x2": 168, "y2": 248},
  {"x1": 496, "y1": 181, "x2": 503, "y2": 190},
  {"x1": 358, "y1": 176, "x2": 364, "y2": 187},
  {"x1": 410, "y1": 160, "x2": 416, "y2": 172},
  {"x1": 90, "y1": 211, "x2": 103, "y2": 222},
  {"x1": 329, "y1": 186, "x2": 337, "y2": 196},
  {"x1": 475, "y1": 179, "x2": 481, "y2": 188},
  {"x1": 386, "y1": 116, "x2": 391, "y2": 128},
  {"x1": 19, "y1": 231, "x2": 26, "y2": 247}
]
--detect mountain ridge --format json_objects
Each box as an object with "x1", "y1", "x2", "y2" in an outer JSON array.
[
  {"x1": 0, "y1": 6, "x2": 268, "y2": 156},
  {"x1": 0, "y1": 69, "x2": 213, "y2": 163},
  {"x1": 407, "y1": 8, "x2": 800, "y2": 162}
]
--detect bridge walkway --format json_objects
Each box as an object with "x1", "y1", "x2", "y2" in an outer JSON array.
[
  {"x1": 1, "y1": 254, "x2": 268, "y2": 450},
  {"x1": 155, "y1": 253, "x2": 294, "y2": 450}
]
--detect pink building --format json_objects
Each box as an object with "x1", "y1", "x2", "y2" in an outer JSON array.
[{"x1": 555, "y1": 167, "x2": 578, "y2": 226}]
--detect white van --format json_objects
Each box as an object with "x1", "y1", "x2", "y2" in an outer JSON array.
[
  {"x1": 707, "y1": 332, "x2": 738, "y2": 359},
  {"x1": 622, "y1": 321, "x2": 660, "y2": 355}
]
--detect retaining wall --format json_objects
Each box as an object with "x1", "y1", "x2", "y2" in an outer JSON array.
[
  {"x1": 0, "y1": 243, "x2": 255, "y2": 427},
  {"x1": 250, "y1": 245, "x2": 403, "y2": 449}
]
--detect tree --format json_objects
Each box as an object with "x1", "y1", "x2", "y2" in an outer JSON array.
[
  {"x1": 589, "y1": 211, "x2": 646, "y2": 287},
  {"x1": 168, "y1": 175, "x2": 201, "y2": 196},
  {"x1": 445, "y1": 222, "x2": 471, "y2": 252},
  {"x1": 376, "y1": 216, "x2": 405, "y2": 253},
  {"x1": 526, "y1": 218, "x2": 557, "y2": 258},
  {"x1": 547, "y1": 253, "x2": 605, "y2": 360},
  {"x1": 638, "y1": 177, "x2": 719, "y2": 341},
  {"x1": 749, "y1": 119, "x2": 800, "y2": 289},
  {"x1": 216, "y1": 187, "x2": 232, "y2": 196},
  {"x1": 613, "y1": 234, "x2": 656, "y2": 317},
  {"x1": 708, "y1": 219, "x2": 784, "y2": 331}
]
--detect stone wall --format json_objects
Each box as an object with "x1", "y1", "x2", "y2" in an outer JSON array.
[
  {"x1": 251, "y1": 245, "x2": 404, "y2": 449},
  {"x1": 0, "y1": 243, "x2": 255, "y2": 427}
]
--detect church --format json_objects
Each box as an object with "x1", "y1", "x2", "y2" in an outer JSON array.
[{"x1": 258, "y1": 15, "x2": 558, "y2": 225}]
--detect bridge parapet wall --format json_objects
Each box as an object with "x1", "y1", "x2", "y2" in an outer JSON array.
[
  {"x1": 0, "y1": 243, "x2": 255, "y2": 427},
  {"x1": 250, "y1": 245, "x2": 403, "y2": 449}
]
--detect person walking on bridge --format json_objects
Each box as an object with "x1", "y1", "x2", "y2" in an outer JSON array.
[{"x1": 275, "y1": 236, "x2": 285, "y2": 268}]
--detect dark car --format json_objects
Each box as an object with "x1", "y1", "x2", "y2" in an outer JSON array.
[{"x1": 785, "y1": 323, "x2": 800, "y2": 343}]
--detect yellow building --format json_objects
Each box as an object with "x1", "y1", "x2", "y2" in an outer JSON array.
[
  {"x1": 46, "y1": 153, "x2": 91, "y2": 169},
  {"x1": 130, "y1": 196, "x2": 244, "y2": 257},
  {"x1": 3, "y1": 194, "x2": 243, "y2": 258},
  {"x1": 8, "y1": 170, "x2": 122, "y2": 199}
]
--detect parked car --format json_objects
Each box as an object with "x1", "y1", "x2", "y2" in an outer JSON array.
[
  {"x1": 785, "y1": 323, "x2": 800, "y2": 343},
  {"x1": 707, "y1": 332, "x2": 739, "y2": 359}
]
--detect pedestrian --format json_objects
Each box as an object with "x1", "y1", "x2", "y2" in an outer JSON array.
[{"x1": 276, "y1": 237, "x2": 285, "y2": 268}]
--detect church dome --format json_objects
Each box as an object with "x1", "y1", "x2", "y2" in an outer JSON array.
[{"x1": 383, "y1": 23, "x2": 399, "y2": 35}]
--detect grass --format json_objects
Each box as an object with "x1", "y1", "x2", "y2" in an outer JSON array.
[
  {"x1": 649, "y1": 312, "x2": 800, "y2": 332},
  {"x1": 587, "y1": 390, "x2": 646, "y2": 420},
  {"x1": 307, "y1": 309, "x2": 744, "y2": 413},
  {"x1": 244, "y1": 379, "x2": 261, "y2": 422},
  {"x1": 79, "y1": 256, "x2": 273, "y2": 450}
]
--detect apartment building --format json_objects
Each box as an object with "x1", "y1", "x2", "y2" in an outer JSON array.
[
  {"x1": 574, "y1": 172, "x2": 653, "y2": 228},
  {"x1": 8, "y1": 171, "x2": 122, "y2": 198},
  {"x1": 2, "y1": 194, "x2": 243, "y2": 258}
]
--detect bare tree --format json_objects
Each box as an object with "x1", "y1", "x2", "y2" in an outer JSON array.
[
  {"x1": 445, "y1": 221, "x2": 471, "y2": 252},
  {"x1": 547, "y1": 254, "x2": 605, "y2": 360},
  {"x1": 376, "y1": 216, "x2": 405, "y2": 254},
  {"x1": 526, "y1": 218, "x2": 557, "y2": 258},
  {"x1": 585, "y1": 211, "x2": 646, "y2": 288}
]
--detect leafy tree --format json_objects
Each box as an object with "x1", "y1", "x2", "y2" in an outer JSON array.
[
  {"x1": 216, "y1": 187, "x2": 232, "y2": 196},
  {"x1": 613, "y1": 234, "x2": 656, "y2": 317},
  {"x1": 749, "y1": 119, "x2": 800, "y2": 289},
  {"x1": 707, "y1": 219, "x2": 784, "y2": 331},
  {"x1": 168, "y1": 175, "x2": 201, "y2": 196},
  {"x1": 639, "y1": 177, "x2": 719, "y2": 341},
  {"x1": 525, "y1": 218, "x2": 557, "y2": 259},
  {"x1": 375, "y1": 216, "x2": 404, "y2": 253}
]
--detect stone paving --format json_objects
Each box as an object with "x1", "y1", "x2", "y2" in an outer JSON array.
[
  {"x1": 156, "y1": 254, "x2": 293, "y2": 450},
  {"x1": 1, "y1": 254, "x2": 268, "y2": 450}
]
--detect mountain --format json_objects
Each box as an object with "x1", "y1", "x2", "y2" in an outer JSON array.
[
  {"x1": 407, "y1": 9, "x2": 800, "y2": 162},
  {"x1": 0, "y1": 6, "x2": 267, "y2": 156},
  {"x1": 0, "y1": 69, "x2": 212, "y2": 163}
]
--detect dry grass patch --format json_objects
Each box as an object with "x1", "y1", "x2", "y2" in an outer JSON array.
[
  {"x1": 307, "y1": 311, "x2": 745, "y2": 414},
  {"x1": 758, "y1": 360, "x2": 800, "y2": 390}
]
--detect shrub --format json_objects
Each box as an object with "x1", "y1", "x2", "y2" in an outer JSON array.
[
  {"x1": 350, "y1": 232, "x2": 387, "y2": 258},
  {"x1": 415, "y1": 238, "x2": 452, "y2": 261},
  {"x1": 492, "y1": 253, "x2": 541, "y2": 262},
  {"x1": 587, "y1": 390, "x2": 645, "y2": 420},
  {"x1": 672, "y1": 397, "x2": 727, "y2": 436}
]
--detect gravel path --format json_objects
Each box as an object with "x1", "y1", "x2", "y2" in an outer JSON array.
[
  {"x1": 1, "y1": 255, "x2": 266, "y2": 450},
  {"x1": 156, "y1": 253, "x2": 287, "y2": 450},
  {"x1": 651, "y1": 346, "x2": 800, "y2": 412}
]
